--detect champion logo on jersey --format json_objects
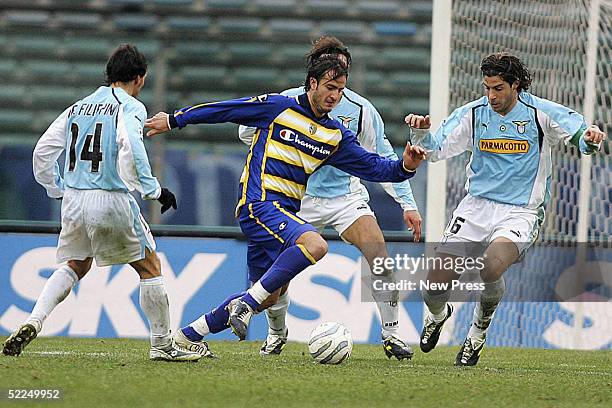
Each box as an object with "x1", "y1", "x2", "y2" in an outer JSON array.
[
  {"x1": 337, "y1": 115, "x2": 355, "y2": 128},
  {"x1": 479, "y1": 138, "x2": 530, "y2": 154},
  {"x1": 279, "y1": 129, "x2": 296, "y2": 142},
  {"x1": 512, "y1": 120, "x2": 530, "y2": 134},
  {"x1": 278, "y1": 221, "x2": 287, "y2": 231}
]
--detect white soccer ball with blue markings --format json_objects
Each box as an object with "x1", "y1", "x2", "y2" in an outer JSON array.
[{"x1": 308, "y1": 322, "x2": 353, "y2": 364}]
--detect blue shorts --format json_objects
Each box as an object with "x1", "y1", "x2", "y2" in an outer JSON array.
[{"x1": 238, "y1": 201, "x2": 317, "y2": 283}]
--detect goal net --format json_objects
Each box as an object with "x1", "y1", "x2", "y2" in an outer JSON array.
[{"x1": 429, "y1": 0, "x2": 612, "y2": 349}]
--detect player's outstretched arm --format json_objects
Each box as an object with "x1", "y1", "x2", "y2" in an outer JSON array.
[{"x1": 145, "y1": 112, "x2": 171, "y2": 137}]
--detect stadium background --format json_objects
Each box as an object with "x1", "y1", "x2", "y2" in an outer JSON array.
[{"x1": 0, "y1": 0, "x2": 610, "y2": 350}]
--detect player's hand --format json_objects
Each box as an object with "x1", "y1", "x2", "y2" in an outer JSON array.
[
  {"x1": 584, "y1": 125, "x2": 606, "y2": 146},
  {"x1": 403, "y1": 210, "x2": 422, "y2": 242},
  {"x1": 157, "y1": 187, "x2": 177, "y2": 214},
  {"x1": 145, "y1": 112, "x2": 171, "y2": 137},
  {"x1": 402, "y1": 143, "x2": 426, "y2": 171},
  {"x1": 404, "y1": 114, "x2": 431, "y2": 129}
]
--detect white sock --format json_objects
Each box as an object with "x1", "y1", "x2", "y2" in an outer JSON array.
[
  {"x1": 190, "y1": 315, "x2": 210, "y2": 337},
  {"x1": 422, "y1": 289, "x2": 450, "y2": 323},
  {"x1": 26, "y1": 265, "x2": 79, "y2": 334},
  {"x1": 370, "y1": 273, "x2": 400, "y2": 338},
  {"x1": 266, "y1": 291, "x2": 289, "y2": 336},
  {"x1": 139, "y1": 276, "x2": 171, "y2": 348},
  {"x1": 378, "y1": 301, "x2": 399, "y2": 339},
  {"x1": 468, "y1": 277, "x2": 506, "y2": 345},
  {"x1": 247, "y1": 281, "x2": 271, "y2": 307}
]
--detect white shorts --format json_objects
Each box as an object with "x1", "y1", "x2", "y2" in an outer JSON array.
[
  {"x1": 437, "y1": 194, "x2": 543, "y2": 259},
  {"x1": 297, "y1": 193, "x2": 376, "y2": 238},
  {"x1": 57, "y1": 188, "x2": 156, "y2": 267}
]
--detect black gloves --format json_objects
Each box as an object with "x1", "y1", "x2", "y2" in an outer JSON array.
[{"x1": 157, "y1": 187, "x2": 177, "y2": 214}]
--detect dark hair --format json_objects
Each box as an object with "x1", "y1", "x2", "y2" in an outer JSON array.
[
  {"x1": 105, "y1": 44, "x2": 147, "y2": 84},
  {"x1": 304, "y1": 56, "x2": 349, "y2": 91},
  {"x1": 480, "y1": 52, "x2": 532, "y2": 92},
  {"x1": 306, "y1": 36, "x2": 352, "y2": 68}
]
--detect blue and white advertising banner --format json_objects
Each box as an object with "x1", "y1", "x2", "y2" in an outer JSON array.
[{"x1": 1, "y1": 233, "x2": 610, "y2": 349}]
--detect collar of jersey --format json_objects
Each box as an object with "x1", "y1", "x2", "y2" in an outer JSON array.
[{"x1": 297, "y1": 93, "x2": 331, "y2": 122}]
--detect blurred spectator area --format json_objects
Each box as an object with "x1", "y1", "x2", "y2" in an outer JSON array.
[
  {"x1": 0, "y1": 0, "x2": 431, "y2": 228},
  {"x1": 0, "y1": 0, "x2": 431, "y2": 143}
]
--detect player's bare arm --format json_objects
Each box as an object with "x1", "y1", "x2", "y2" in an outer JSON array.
[{"x1": 145, "y1": 112, "x2": 171, "y2": 137}]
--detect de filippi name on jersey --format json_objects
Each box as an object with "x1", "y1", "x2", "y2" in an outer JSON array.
[{"x1": 69, "y1": 102, "x2": 119, "y2": 117}]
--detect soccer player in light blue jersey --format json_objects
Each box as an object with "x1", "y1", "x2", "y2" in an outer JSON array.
[
  {"x1": 238, "y1": 37, "x2": 420, "y2": 360},
  {"x1": 3, "y1": 44, "x2": 200, "y2": 361},
  {"x1": 145, "y1": 56, "x2": 426, "y2": 356},
  {"x1": 405, "y1": 52, "x2": 607, "y2": 366}
]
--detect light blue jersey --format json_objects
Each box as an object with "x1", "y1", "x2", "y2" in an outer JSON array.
[
  {"x1": 33, "y1": 86, "x2": 160, "y2": 200},
  {"x1": 240, "y1": 87, "x2": 417, "y2": 210},
  {"x1": 412, "y1": 91, "x2": 597, "y2": 208}
]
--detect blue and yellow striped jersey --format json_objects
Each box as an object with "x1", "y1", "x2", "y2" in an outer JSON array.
[{"x1": 169, "y1": 93, "x2": 414, "y2": 213}]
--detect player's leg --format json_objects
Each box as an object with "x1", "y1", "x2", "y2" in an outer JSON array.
[
  {"x1": 260, "y1": 196, "x2": 324, "y2": 355},
  {"x1": 259, "y1": 284, "x2": 290, "y2": 355},
  {"x1": 3, "y1": 190, "x2": 93, "y2": 356},
  {"x1": 455, "y1": 206, "x2": 539, "y2": 366},
  {"x1": 419, "y1": 254, "x2": 460, "y2": 352},
  {"x1": 2, "y1": 259, "x2": 92, "y2": 357},
  {"x1": 420, "y1": 195, "x2": 490, "y2": 353},
  {"x1": 228, "y1": 202, "x2": 325, "y2": 340},
  {"x1": 454, "y1": 237, "x2": 516, "y2": 366},
  {"x1": 130, "y1": 249, "x2": 200, "y2": 362},
  {"x1": 178, "y1": 243, "x2": 274, "y2": 347},
  {"x1": 86, "y1": 191, "x2": 199, "y2": 361},
  {"x1": 339, "y1": 212, "x2": 413, "y2": 360}
]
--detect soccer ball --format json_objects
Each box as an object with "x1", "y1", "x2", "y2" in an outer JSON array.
[{"x1": 308, "y1": 322, "x2": 353, "y2": 364}]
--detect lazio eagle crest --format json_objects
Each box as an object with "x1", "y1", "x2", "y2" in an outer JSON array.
[{"x1": 512, "y1": 120, "x2": 530, "y2": 134}]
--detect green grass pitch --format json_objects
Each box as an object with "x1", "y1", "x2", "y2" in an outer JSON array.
[{"x1": 1, "y1": 338, "x2": 610, "y2": 407}]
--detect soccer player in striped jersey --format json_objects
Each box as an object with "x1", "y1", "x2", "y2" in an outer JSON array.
[
  {"x1": 2, "y1": 44, "x2": 201, "y2": 362},
  {"x1": 238, "y1": 37, "x2": 419, "y2": 360},
  {"x1": 405, "y1": 52, "x2": 606, "y2": 366},
  {"x1": 145, "y1": 56, "x2": 426, "y2": 351}
]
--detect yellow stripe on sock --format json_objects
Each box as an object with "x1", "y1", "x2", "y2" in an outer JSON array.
[{"x1": 297, "y1": 244, "x2": 316, "y2": 265}]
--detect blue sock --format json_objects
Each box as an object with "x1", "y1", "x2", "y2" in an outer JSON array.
[
  {"x1": 181, "y1": 326, "x2": 202, "y2": 342},
  {"x1": 242, "y1": 245, "x2": 315, "y2": 310},
  {"x1": 204, "y1": 292, "x2": 245, "y2": 334}
]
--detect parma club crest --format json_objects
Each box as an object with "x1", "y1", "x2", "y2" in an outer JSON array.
[{"x1": 309, "y1": 123, "x2": 317, "y2": 135}]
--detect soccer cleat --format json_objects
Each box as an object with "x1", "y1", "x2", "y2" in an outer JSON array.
[
  {"x1": 2, "y1": 324, "x2": 37, "y2": 357},
  {"x1": 173, "y1": 330, "x2": 216, "y2": 358},
  {"x1": 454, "y1": 337, "x2": 485, "y2": 366},
  {"x1": 382, "y1": 335, "x2": 414, "y2": 361},
  {"x1": 149, "y1": 343, "x2": 201, "y2": 362},
  {"x1": 227, "y1": 299, "x2": 254, "y2": 341},
  {"x1": 260, "y1": 328, "x2": 288, "y2": 356},
  {"x1": 420, "y1": 303, "x2": 454, "y2": 353}
]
